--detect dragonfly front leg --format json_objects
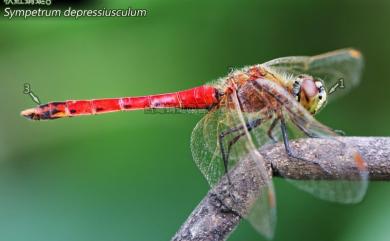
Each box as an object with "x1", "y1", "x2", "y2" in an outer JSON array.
[
  {"x1": 218, "y1": 118, "x2": 262, "y2": 183},
  {"x1": 292, "y1": 122, "x2": 318, "y2": 138},
  {"x1": 280, "y1": 116, "x2": 330, "y2": 175},
  {"x1": 280, "y1": 116, "x2": 310, "y2": 162}
]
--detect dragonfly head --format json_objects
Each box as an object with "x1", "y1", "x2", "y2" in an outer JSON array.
[{"x1": 292, "y1": 74, "x2": 327, "y2": 115}]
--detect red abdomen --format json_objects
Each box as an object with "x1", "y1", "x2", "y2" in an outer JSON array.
[{"x1": 21, "y1": 85, "x2": 220, "y2": 120}]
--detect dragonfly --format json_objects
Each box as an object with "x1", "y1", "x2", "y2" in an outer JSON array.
[{"x1": 21, "y1": 48, "x2": 368, "y2": 239}]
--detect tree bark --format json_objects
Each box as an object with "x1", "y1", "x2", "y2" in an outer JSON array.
[{"x1": 171, "y1": 137, "x2": 390, "y2": 241}]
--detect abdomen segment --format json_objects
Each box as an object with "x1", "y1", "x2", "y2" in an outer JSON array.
[{"x1": 21, "y1": 85, "x2": 219, "y2": 120}]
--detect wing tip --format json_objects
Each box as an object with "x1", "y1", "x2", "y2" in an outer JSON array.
[
  {"x1": 347, "y1": 48, "x2": 363, "y2": 59},
  {"x1": 353, "y1": 151, "x2": 367, "y2": 172}
]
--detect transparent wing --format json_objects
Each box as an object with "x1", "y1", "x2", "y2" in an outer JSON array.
[
  {"x1": 191, "y1": 105, "x2": 227, "y2": 187},
  {"x1": 249, "y1": 78, "x2": 369, "y2": 203},
  {"x1": 191, "y1": 91, "x2": 277, "y2": 239},
  {"x1": 264, "y1": 48, "x2": 364, "y2": 100}
]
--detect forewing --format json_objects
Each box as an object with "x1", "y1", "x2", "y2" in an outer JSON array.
[
  {"x1": 191, "y1": 92, "x2": 277, "y2": 239},
  {"x1": 251, "y1": 78, "x2": 369, "y2": 204},
  {"x1": 264, "y1": 48, "x2": 364, "y2": 100}
]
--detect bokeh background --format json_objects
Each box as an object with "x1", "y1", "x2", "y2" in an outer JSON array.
[{"x1": 1, "y1": 0, "x2": 390, "y2": 240}]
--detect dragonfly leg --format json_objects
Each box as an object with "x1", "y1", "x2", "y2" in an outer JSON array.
[
  {"x1": 226, "y1": 119, "x2": 264, "y2": 161},
  {"x1": 280, "y1": 117, "x2": 315, "y2": 162},
  {"x1": 267, "y1": 118, "x2": 279, "y2": 143},
  {"x1": 294, "y1": 121, "x2": 344, "y2": 141},
  {"x1": 219, "y1": 118, "x2": 262, "y2": 184},
  {"x1": 280, "y1": 117, "x2": 330, "y2": 174},
  {"x1": 291, "y1": 117, "x2": 343, "y2": 138},
  {"x1": 290, "y1": 119, "x2": 319, "y2": 138}
]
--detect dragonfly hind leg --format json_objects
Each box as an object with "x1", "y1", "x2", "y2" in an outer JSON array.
[{"x1": 218, "y1": 118, "x2": 262, "y2": 184}]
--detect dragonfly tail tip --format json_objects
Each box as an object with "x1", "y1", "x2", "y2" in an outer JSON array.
[{"x1": 20, "y1": 107, "x2": 40, "y2": 120}]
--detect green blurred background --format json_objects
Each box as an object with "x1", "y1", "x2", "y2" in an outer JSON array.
[{"x1": 1, "y1": 0, "x2": 390, "y2": 240}]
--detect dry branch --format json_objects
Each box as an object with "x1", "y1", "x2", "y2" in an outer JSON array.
[{"x1": 171, "y1": 137, "x2": 390, "y2": 241}]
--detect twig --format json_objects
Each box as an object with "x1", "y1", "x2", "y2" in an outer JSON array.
[{"x1": 171, "y1": 137, "x2": 390, "y2": 241}]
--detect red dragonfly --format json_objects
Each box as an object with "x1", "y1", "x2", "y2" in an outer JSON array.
[{"x1": 21, "y1": 48, "x2": 368, "y2": 239}]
